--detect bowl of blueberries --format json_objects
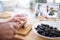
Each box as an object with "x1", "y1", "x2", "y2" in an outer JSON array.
[{"x1": 32, "y1": 21, "x2": 60, "y2": 39}]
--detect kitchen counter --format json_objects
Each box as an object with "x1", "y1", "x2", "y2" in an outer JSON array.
[
  {"x1": 2, "y1": 8, "x2": 60, "y2": 40},
  {"x1": 14, "y1": 18, "x2": 60, "y2": 40},
  {"x1": 8, "y1": 8, "x2": 60, "y2": 40}
]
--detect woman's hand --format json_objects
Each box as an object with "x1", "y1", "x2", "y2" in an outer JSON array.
[
  {"x1": 0, "y1": 23, "x2": 17, "y2": 40},
  {"x1": 9, "y1": 17, "x2": 26, "y2": 29},
  {"x1": 0, "y1": 14, "x2": 27, "y2": 40}
]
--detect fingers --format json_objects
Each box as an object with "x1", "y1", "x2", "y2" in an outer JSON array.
[
  {"x1": 11, "y1": 23, "x2": 20, "y2": 30},
  {"x1": 14, "y1": 14, "x2": 25, "y2": 17},
  {"x1": 19, "y1": 17, "x2": 26, "y2": 21},
  {"x1": 15, "y1": 22, "x2": 20, "y2": 25},
  {"x1": 13, "y1": 17, "x2": 21, "y2": 24},
  {"x1": 8, "y1": 14, "x2": 27, "y2": 29},
  {"x1": 9, "y1": 17, "x2": 21, "y2": 24}
]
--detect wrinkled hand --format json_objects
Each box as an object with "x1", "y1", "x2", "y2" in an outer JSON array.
[
  {"x1": 0, "y1": 14, "x2": 27, "y2": 40},
  {"x1": 9, "y1": 14, "x2": 27, "y2": 29},
  {"x1": 0, "y1": 23, "x2": 17, "y2": 40},
  {"x1": 9, "y1": 17, "x2": 26, "y2": 29}
]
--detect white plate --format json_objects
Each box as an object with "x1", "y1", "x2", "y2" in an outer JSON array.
[{"x1": 32, "y1": 21, "x2": 60, "y2": 39}]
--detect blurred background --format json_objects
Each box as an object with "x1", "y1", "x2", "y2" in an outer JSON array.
[
  {"x1": 0, "y1": 0, "x2": 60, "y2": 20},
  {"x1": 0, "y1": 0, "x2": 60, "y2": 12}
]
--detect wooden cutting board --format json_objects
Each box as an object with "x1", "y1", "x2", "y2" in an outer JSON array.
[{"x1": 17, "y1": 24, "x2": 32, "y2": 36}]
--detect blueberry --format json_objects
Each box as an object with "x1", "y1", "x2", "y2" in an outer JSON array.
[
  {"x1": 51, "y1": 30, "x2": 55, "y2": 34},
  {"x1": 39, "y1": 26, "x2": 44, "y2": 30},
  {"x1": 44, "y1": 29, "x2": 48, "y2": 32},
  {"x1": 41, "y1": 32, "x2": 46, "y2": 36},
  {"x1": 55, "y1": 31, "x2": 60, "y2": 36},
  {"x1": 45, "y1": 28, "x2": 51, "y2": 32},
  {"x1": 51, "y1": 35, "x2": 56, "y2": 37},
  {"x1": 37, "y1": 29, "x2": 44, "y2": 34},
  {"x1": 41, "y1": 24, "x2": 47, "y2": 26},
  {"x1": 37, "y1": 30, "x2": 41, "y2": 34},
  {"x1": 42, "y1": 26, "x2": 46, "y2": 29},
  {"x1": 45, "y1": 32, "x2": 49, "y2": 36},
  {"x1": 41, "y1": 24, "x2": 49, "y2": 27},
  {"x1": 35, "y1": 28, "x2": 38, "y2": 30},
  {"x1": 37, "y1": 25, "x2": 41, "y2": 28},
  {"x1": 49, "y1": 33, "x2": 53, "y2": 37},
  {"x1": 36, "y1": 24, "x2": 60, "y2": 37},
  {"x1": 54, "y1": 28, "x2": 57, "y2": 30},
  {"x1": 49, "y1": 27, "x2": 53, "y2": 29}
]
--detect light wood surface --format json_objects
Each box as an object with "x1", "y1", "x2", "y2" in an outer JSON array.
[
  {"x1": 17, "y1": 24, "x2": 32, "y2": 36},
  {"x1": 15, "y1": 18, "x2": 60, "y2": 40}
]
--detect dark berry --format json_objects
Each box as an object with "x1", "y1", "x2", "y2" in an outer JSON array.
[
  {"x1": 50, "y1": 27, "x2": 53, "y2": 29},
  {"x1": 37, "y1": 25, "x2": 40, "y2": 28},
  {"x1": 41, "y1": 32, "x2": 46, "y2": 36},
  {"x1": 36, "y1": 24, "x2": 60, "y2": 37},
  {"x1": 45, "y1": 32, "x2": 49, "y2": 36},
  {"x1": 35, "y1": 28, "x2": 38, "y2": 30},
  {"x1": 37, "y1": 29, "x2": 44, "y2": 34},
  {"x1": 54, "y1": 27, "x2": 57, "y2": 30},
  {"x1": 41, "y1": 24, "x2": 49, "y2": 27}
]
